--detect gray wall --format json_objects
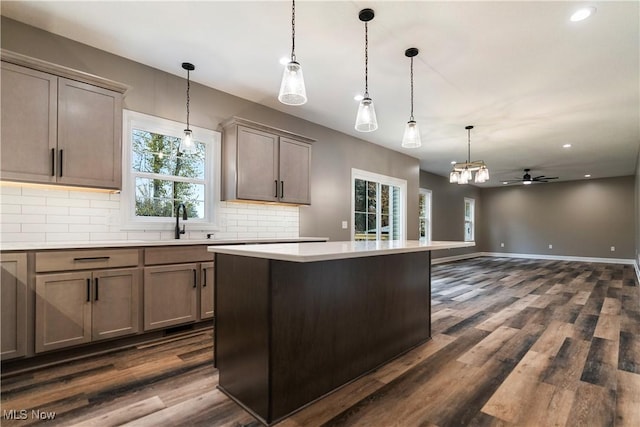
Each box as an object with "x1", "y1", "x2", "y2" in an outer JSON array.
[
  {"x1": 479, "y1": 176, "x2": 635, "y2": 259},
  {"x1": 419, "y1": 170, "x2": 481, "y2": 259},
  {"x1": 636, "y1": 149, "x2": 640, "y2": 265},
  {"x1": 1, "y1": 17, "x2": 420, "y2": 241}
]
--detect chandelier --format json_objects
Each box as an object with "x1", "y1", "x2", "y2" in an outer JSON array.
[{"x1": 449, "y1": 125, "x2": 490, "y2": 184}]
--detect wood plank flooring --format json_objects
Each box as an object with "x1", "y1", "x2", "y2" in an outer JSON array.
[{"x1": 1, "y1": 257, "x2": 638, "y2": 426}]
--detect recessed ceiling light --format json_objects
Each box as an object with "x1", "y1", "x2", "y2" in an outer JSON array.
[
  {"x1": 584, "y1": 174, "x2": 591, "y2": 178},
  {"x1": 502, "y1": 181, "x2": 508, "y2": 185},
  {"x1": 354, "y1": 94, "x2": 364, "y2": 101},
  {"x1": 570, "y1": 7, "x2": 596, "y2": 22},
  {"x1": 279, "y1": 57, "x2": 290, "y2": 65},
  {"x1": 562, "y1": 143, "x2": 572, "y2": 148}
]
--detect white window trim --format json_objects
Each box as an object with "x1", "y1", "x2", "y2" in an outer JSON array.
[
  {"x1": 464, "y1": 197, "x2": 475, "y2": 242},
  {"x1": 351, "y1": 168, "x2": 407, "y2": 241},
  {"x1": 419, "y1": 188, "x2": 432, "y2": 241},
  {"x1": 120, "y1": 110, "x2": 221, "y2": 231}
]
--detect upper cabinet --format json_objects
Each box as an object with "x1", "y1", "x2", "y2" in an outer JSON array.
[
  {"x1": 222, "y1": 117, "x2": 313, "y2": 205},
  {"x1": 1, "y1": 51, "x2": 127, "y2": 190}
]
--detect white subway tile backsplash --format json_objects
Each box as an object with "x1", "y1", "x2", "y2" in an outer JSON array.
[
  {"x1": 22, "y1": 205, "x2": 69, "y2": 215},
  {"x1": 0, "y1": 185, "x2": 22, "y2": 195},
  {"x1": 22, "y1": 187, "x2": 69, "y2": 198},
  {"x1": 90, "y1": 200, "x2": 120, "y2": 209},
  {"x1": 1, "y1": 223, "x2": 21, "y2": 233},
  {"x1": 1, "y1": 204, "x2": 21, "y2": 214},
  {"x1": 22, "y1": 223, "x2": 69, "y2": 233},
  {"x1": 69, "y1": 224, "x2": 109, "y2": 233},
  {"x1": 47, "y1": 198, "x2": 91, "y2": 207},
  {"x1": 47, "y1": 215, "x2": 90, "y2": 224},
  {"x1": 0, "y1": 184, "x2": 300, "y2": 244},
  {"x1": 0, "y1": 232, "x2": 46, "y2": 242},
  {"x1": 2, "y1": 214, "x2": 46, "y2": 224},
  {"x1": 46, "y1": 233, "x2": 90, "y2": 241}
]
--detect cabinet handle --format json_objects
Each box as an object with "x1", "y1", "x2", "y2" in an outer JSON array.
[
  {"x1": 51, "y1": 148, "x2": 55, "y2": 176},
  {"x1": 193, "y1": 269, "x2": 197, "y2": 289},
  {"x1": 275, "y1": 180, "x2": 279, "y2": 198},
  {"x1": 86, "y1": 278, "x2": 91, "y2": 302},
  {"x1": 95, "y1": 277, "x2": 99, "y2": 301},
  {"x1": 281, "y1": 181, "x2": 284, "y2": 198},
  {"x1": 73, "y1": 256, "x2": 111, "y2": 262},
  {"x1": 203, "y1": 268, "x2": 207, "y2": 287},
  {"x1": 59, "y1": 149, "x2": 63, "y2": 177}
]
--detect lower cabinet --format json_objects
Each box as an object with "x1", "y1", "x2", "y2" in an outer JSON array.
[
  {"x1": 35, "y1": 268, "x2": 140, "y2": 353},
  {"x1": 200, "y1": 262, "x2": 214, "y2": 320},
  {"x1": 144, "y1": 264, "x2": 199, "y2": 331},
  {"x1": 1, "y1": 253, "x2": 28, "y2": 360}
]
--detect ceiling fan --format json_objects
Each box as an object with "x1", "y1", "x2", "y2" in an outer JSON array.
[{"x1": 504, "y1": 168, "x2": 559, "y2": 185}]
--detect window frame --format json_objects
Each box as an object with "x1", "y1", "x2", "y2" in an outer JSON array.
[
  {"x1": 464, "y1": 197, "x2": 475, "y2": 242},
  {"x1": 120, "y1": 110, "x2": 221, "y2": 231},
  {"x1": 351, "y1": 168, "x2": 407, "y2": 241},
  {"x1": 419, "y1": 188, "x2": 432, "y2": 241}
]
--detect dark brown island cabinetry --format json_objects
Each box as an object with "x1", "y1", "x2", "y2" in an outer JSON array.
[
  {"x1": 221, "y1": 117, "x2": 313, "y2": 205},
  {"x1": 0, "y1": 51, "x2": 127, "y2": 190},
  {"x1": 34, "y1": 249, "x2": 141, "y2": 353},
  {"x1": 214, "y1": 250, "x2": 432, "y2": 425}
]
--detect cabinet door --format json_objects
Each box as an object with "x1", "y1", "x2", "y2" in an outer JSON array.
[
  {"x1": 236, "y1": 126, "x2": 279, "y2": 202},
  {"x1": 57, "y1": 78, "x2": 122, "y2": 189},
  {"x1": 1, "y1": 253, "x2": 28, "y2": 360},
  {"x1": 279, "y1": 137, "x2": 311, "y2": 204},
  {"x1": 1, "y1": 62, "x2": 58, "y2": 183},
  {"x1": 92, "y1": 268, "x2": 141, "y2": 341},
  {"x1": 200, "y1": 262, "x2": 214, "y2": 320},
  {"x1": 35, "y1": 272, "x2": 92, "y2": 353},
  {"x1": 144, "y1": 264, "x2": 198, "y2": 331}
]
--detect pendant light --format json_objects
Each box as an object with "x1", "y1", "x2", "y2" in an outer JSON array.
[
  {"x1": 401, "y1": 48, "x2": 421, "y2": 148},
  {"x1": 179, "y1": 62, "x2": 196, "y2": 155},
  {"x1": 449, "y1": 125, "x2": 490, "y2": 184},
  {"x1": 278, "y1": 0, "x2": 307, "y2": 105},
  {"x1": 355, "y1": 8, "x2": 378, "y2": 132}
]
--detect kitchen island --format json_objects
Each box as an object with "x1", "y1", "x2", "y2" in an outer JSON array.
[{"x1": 208, "y1": 240, "x2": 474, "y2": 425}]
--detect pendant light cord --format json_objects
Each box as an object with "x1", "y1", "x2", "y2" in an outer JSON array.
[
  {"x1": 291, "y1": 0, "x2": 296, "y2": 61},
  {"x1": 467, "y1": 127, "x2": 471, "y2": 162},
  {"x1": 409, "y1": 56, "x2": 414, "y2": 121},
  {"x1": 364, "y1": 22, "x2": 369, "y2": 97},
  {"x1": 186, "y1": 69, "x2": 191, "y2": 129}
]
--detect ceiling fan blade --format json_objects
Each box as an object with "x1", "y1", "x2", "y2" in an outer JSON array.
[{"x1": 533, "y1": 175, "x2": 546, "y2": 180}]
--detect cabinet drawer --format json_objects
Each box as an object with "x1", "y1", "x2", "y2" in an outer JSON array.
[
  {"x1": 144, "y1": 245, "x2": 212, "y2": 265},
  {"x1": 35, "y1": 249, "x2": 140, "y2": 272}
]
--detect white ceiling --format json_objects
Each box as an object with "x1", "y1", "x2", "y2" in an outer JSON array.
[{"x1": 2, "y1": 1, "x2": 639, "y2": 186}]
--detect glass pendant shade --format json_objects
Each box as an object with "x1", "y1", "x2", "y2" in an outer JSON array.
[
  {"x1": 355, "y1": 97, "x2": 378, "y2": 132},
  {"x1": 278, "y1": 61, "x2": 307, "y2": 105},
  {"x1": 449, "y1": 171, "x2": 460, "y2": 183},
  {"x1": 179, "y1": 129, "x2": 196, "y2": 155},
  {"x1": 402, "y1": 120, "x2": 422, "y2": 148}
]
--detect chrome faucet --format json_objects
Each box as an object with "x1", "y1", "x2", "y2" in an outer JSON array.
[{"x1": 175, "y1": 203, "x2": 187, "y2": 239}]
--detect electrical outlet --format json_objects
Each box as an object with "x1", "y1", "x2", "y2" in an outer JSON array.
[
  {"x1": 548, "y1": 244, "x2": 553, "y2": 249},
  {"x1": 610, "y1": 246, "x2": 615, "y2": 252},
  {"x1": 341, "y1": 221, "x2": 348, "y2": 230},
  {"x1": 500, "y1": 242, "x2": 504, "y2": 248}
]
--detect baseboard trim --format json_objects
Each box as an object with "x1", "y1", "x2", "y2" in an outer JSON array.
[{"x1": 480, "y1": 251, "x2": 635, "y2": 265}]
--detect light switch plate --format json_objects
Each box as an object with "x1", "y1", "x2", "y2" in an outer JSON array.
[{"x1": 341, "y1": 221, "x2": 348, "y2": 229}]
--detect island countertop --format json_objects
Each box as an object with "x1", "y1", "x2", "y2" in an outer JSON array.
[{"x1": 208, "y1": 239, "x2": 474, "y2": 262}]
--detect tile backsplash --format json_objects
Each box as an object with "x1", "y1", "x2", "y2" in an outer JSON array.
[{"x1": 0, "y1": 184, "x2": 299, "y2": 244}]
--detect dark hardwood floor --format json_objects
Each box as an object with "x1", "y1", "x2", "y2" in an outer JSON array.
[{"x1": 1, "y1": 257, "x2": 639, "y2": 426}]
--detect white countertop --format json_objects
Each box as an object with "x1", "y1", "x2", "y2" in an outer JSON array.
[
  {"x1": 207, "y1": 240, "x2": 475, "y2": 263},
  {"x1": 0, "y1": 237, "x2": 328, "y2": 251}
]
